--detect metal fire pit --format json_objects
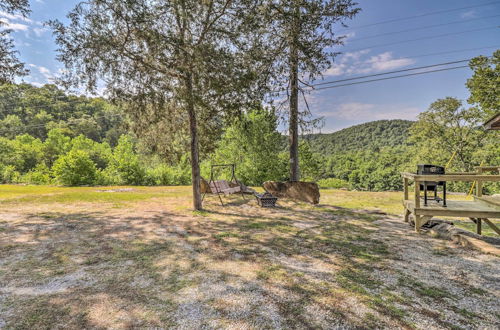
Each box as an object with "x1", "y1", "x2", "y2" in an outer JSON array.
[{"x1": 255, "y1": 192, "x2": 278, "y2": 207}]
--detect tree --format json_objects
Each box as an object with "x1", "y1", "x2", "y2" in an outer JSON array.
[
  {"x1": 110, "y1": 135, "x2": 144, "y2": 185},
  {"x1": 0, "y1": 0, "x2": 29, "y2": 83},
  {"x1": 53, "y1": 149, "x2": 97, "y2": 186},
  {"x1": 409, "y1": 97, "x2": 486, "y2": 172},
  {"x1": 263, "y1": 0, "x2": 359, "y2": 181},
  {"x1": 466, "y1": 49, "x2": 499, "y2": 119},
  {"x1": 51, "y1": 0, "x2": 265, "y2": 210},
  {"x1": 212, "y1": 109, "x2": 287, "y2": 185}
]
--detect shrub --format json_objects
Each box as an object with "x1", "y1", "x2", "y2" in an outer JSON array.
[
  {"x1": 52, "y1": 150, "x2": 97, "y2": 186},
  {"x1": 22, "y1": 163, "x2": 51, "y2": 185},
  {"x1": 1, "y1": 165, "x2": 21, "y2": 183},
  {"x1": 146, "y1": 164, "x2": 175, "y2": 185},
  {"x1": 111, "y1": 135, "x2": 145, "y2": 185},
  {"x1": 317, "y1": 177, "x2": 349, "y2": 189}
]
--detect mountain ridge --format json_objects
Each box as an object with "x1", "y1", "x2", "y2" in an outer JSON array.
[{"x1": 303, "y1": 119, "x2": 414, "y2": 155}]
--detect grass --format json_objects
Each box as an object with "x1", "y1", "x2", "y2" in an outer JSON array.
[
  {"x1": 0, "y1": 184, "x2": 498, "y2": 328},
  {"x1": 0, "y1": 184, "x2": 191, "y2": 205}
]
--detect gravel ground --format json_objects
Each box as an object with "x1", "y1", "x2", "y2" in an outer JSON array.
[{"x1": 0, "y1": 193, "x2": 499, "y2": 329}]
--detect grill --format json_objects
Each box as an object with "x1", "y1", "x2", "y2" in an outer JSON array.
[{"x1": 417, "y1": 164, "x2": 447, "y2": 207}]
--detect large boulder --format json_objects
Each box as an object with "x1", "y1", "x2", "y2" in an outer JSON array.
[
  {"x1": 263, "y1": 181, "x2": 320, "y2": 204},
  {"x1": 200, "y1": 178, "x2": 211, "y2": 194}
]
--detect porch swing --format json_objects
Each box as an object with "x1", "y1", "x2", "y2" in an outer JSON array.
[{"x1": 201, "y1": 164, "x2": 246, "y2": 206}]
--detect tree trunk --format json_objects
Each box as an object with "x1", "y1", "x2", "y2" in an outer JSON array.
[
  {"x1": 289, "y1": 2, "x2": 300, "y2": 182},
  {"x1": 185, "y1": 72, "x2": 203, "y2": 210}
]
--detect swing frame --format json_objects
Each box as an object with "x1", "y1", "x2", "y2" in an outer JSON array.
[{"x1": 202, "y1": 164, "x2": 246, "y2": 206}]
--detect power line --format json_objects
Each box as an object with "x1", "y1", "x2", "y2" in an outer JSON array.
[
  {"x1": 309, "y1": 58, "x2": 476, "y2": 88},
  {"x1": 344, "y1": 25, "x2": 500, "y2": 53},
  {"x1": 404, "y1": 45, "x2": 499, "y2": 59},
  {"x1": 347, "y1": 14, "x2": 500, "y2": 43},
  {"x1": 339, "y1": 1, "x2": 500, "y2": 32},
  {"x1": 310, "y1": 65, "x2": 469, "y2": 91}
]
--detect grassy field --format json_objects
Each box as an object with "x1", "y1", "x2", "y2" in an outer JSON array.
[{"x1": 0, "y1": 185, "x2": 498, "y2": 329}]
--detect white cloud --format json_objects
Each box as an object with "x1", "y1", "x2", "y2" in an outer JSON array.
[
  {"x1": 0, "y1": 11, "x2": 32, "y2": 23},
  {"x1": 2, "y1": 20, "x2": 29, "y2": 31},
  {"x1": 33, "y1": 26, "x2": 48, "y2": 36},
  {"x1": 0, "y1": 11, "x2": 47, "y2": 37},
  {"x1": 318, "y1": 102, "x2": 421, "y2": 121},
  {"x1": 29, "y1": 64, "x2": 53, "y2": 80},
  {"x1": 461, "y1": 10, "x2": 476, "y2": 19},
  {"x1": 324, "y1": 51, "x2": 415, "y2": 77},
  {"x1": 366, "y1": 52, "x2": 415, "y2": 71}
]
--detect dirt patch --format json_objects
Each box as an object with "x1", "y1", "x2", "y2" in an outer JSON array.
[{"x1": 0, "y1": 190, "x2": 498, "y2": 329}]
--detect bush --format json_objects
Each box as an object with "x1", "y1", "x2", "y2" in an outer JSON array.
[
  {"x1": 52, "y1": 150, "x2": 97, "y2": 186},
  {"x1": 317, "y1": 177, "x2": 349, "y2": 189},
  {"x1": 1, "y1": 165, "x2": 21, "y2": 183},
  {"x1": 111, "y1": 135, "x2": 145, "y2": 185},
  {"x1": 22, "y1": 163, "x2": 51, "y2": 185},
  {"x1": 146, "y1": 164, "x2": 175, "y2": 185}
]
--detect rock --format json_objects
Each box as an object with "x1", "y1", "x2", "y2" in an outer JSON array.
[
  {"x1": 200, "y1": 178, "x2": 211, "y2": 193},
  {"x1": 263, "y1": 181, "x2": 320, "y2": 204}
]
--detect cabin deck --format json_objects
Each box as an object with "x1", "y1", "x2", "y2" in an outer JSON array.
[
  {"x1": 403, "y1": 199, "x2": 500, "y2": 235},
  {"x1": 401, "y1": 170, "x2": 500, "y2": 234},
  {"x1": 404, "y1": 199, "x2": 500, "y2": 218}
]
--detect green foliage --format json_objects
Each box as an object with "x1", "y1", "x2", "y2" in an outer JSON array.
[
  {"x1": 1, "y1": 165, "x2": 20, "y2": 183},
  {"x1": 466, "y1": 49, "x2": 500, "y2": 119},
  {"x1": 109, "y1": 135, "x2": 145, "y2": 185},
  {"x1": 52, "y1": 150, "x2": 97, "y2": 186},
  {"x1": 323, "y1": 146, "x2": 412, "y2": 191},
  {"x1": 299, "y1": 141, "x2": 321, "y2": 181},
  {"x1": 0, "y1": 84, "x2": 127, "y2": 142},
  {"x1": 0, "y1": 0, "x2": 30, "y2": 83},
  {"x1": 22, "y1": 164, "x2": 51, "y2": 185},
  {"x1": 304, "y1": 120, "x2": 414, "y2": 156},
  {"x1": 211, "y1": 109, "x2": 287, "y2": 186},
  {"x1": 317, "y1": 178, "x2": 349, "y2": 189}
]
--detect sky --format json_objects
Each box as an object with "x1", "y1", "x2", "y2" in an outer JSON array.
[{"x1": 2, "y1": 0, "x2": 500, "y2": 132}]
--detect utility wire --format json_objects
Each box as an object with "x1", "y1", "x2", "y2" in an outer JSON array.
[
  {"x1": 310, "y1": 65, "x2": 469, "y2": 91},
  {"x1": 347, "y1": 14, "x2": 500, "y2": 43},
  {"x1": 403, "y1": 45, "x2": 499, "y2": 59},
  {"x1": 338, "y1": 1, "x2": 500, "y2": 32},
  {"x1": 344, "y1": 25, "x2": 500, "y2": 53},
  {"x1": 308, "y1": 58, "x2": 477, "y2": 88}
]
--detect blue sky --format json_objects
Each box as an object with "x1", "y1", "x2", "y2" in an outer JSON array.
[{"x1": 3, "y1": 0, "x2": 500, "y2": 132}]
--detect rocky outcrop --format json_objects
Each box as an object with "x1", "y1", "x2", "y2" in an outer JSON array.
[{"x1": 263, "y1": 181, "x2": 320, "y2": 204}]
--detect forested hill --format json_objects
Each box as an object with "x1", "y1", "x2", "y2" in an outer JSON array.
[{"x1": 304, "y1": 119, "x2": 414, "y2": 155}]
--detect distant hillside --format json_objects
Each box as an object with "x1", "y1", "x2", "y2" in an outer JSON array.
[{"x1": 304, "y1": 119, "x2": 414, "y2": 155}]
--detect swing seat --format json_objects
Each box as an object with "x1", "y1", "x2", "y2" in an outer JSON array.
[{"x1": 209, "y1": 180, "x2": 241, "y2": 195}]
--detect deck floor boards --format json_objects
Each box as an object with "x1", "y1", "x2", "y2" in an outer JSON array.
[{"x1": 404, "y1": 199, "x2": 500, "y2": 218}]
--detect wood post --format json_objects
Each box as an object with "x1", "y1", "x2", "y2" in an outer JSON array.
[
  {"x1": 476, "y1": 218, "x2": 482, "y2": 235},
  {"x1": 403, "y1": 178, "x2": 409, "y2": 201},
  {"x1": 483, "y1": 218, "x2": 500, "y2": 235},
  {"x1": 414, "y1": 180, "x2": 420, "y2": 208},
  {"x1": 476, "y1": 167, "x2": 483, "y2": 197}
]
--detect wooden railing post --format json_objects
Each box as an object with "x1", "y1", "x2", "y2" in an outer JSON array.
[
  {"x1": 414, "y1": 180, "x2": 420, "y2": 208},
  {"x1": 476, "y1": 167, "x2": 483, "y2": 197},
  {"x1": 414, "y1": 179, "x2": 421, "y2": 233},
  {"x1": 404, "y1": 178, "x2": 409, "y2": 201}
]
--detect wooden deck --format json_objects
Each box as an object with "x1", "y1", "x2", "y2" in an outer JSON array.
[
  {"x1": 404, "y1": 199, "x2": 500, "y2": 218},
  {"x1": 401, "y1": 170, "x2": 500, "y2": 235}
]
